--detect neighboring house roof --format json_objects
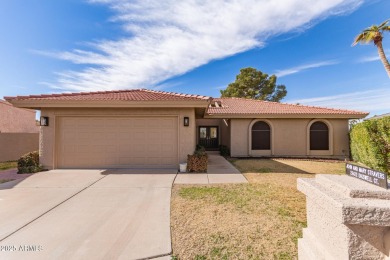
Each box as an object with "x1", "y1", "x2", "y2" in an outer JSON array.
[
  {"x1": 365, "y1": 112, "x2": 390, "y2": 120},
  {"x1": 206, "y1": 98, "x2": 368, "y2": 119},
  {"x1": 4, "y1": 89, "x2": 368, "y2": 119}
]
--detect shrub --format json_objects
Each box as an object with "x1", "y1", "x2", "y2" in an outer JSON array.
[
  {"x1": 195, "y1": 145, "x2": 206, "y2": 154},
  {"x1": 194, "y1": 145, "x2": 207, "y2": 156},
  {"x1": 219, "y1": 145, "x2": 230, "y2": 157},
  {"x1": 350, "y1": 117, "x2": 390, "y2": 173},
  {"x1": 17, "y1": 151, "x2": 42, "y2": 174}
]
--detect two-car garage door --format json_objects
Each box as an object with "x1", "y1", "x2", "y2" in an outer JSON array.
[{"x1": 56, "y1": 117, "x2": 178, "y2": 168}]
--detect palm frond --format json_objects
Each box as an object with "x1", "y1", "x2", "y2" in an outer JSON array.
[
  {"x1": 378, "y1": 19, "x2": 389, "y2": 28},
  {"x1": 381, "y1": 25, "x2": 390, "y2": 32},
  {"x1": 352, "y1": 34, "x2": 364, "y2": 46},
  {"x1": 353, "y1": 31, "x2": 377, "y2": 45},
  {"x1": 353, "y1": 20, "x2": 390, "y2": 46}
]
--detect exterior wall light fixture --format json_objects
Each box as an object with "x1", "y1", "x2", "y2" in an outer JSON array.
[
  {"x1": 40, "y1": 116, "x2": 49, "y2": 126},
  {"x1": 184, "y1": 117, "x2": 189, "y2": 127}
]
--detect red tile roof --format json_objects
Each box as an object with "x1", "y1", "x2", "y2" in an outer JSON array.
[
  {"x1": 4, "y1": 89, "x2": 211, "y2": 102},
  {"x1": 207, "y1": 98, "x2": 368, "y2": 116},
  {"x1": 4, "y1": 89, "x2": 368, "y2": 117}
]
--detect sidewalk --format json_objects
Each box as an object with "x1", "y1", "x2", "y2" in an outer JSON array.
[{"x1": 174, "y1": 153, "x2": 248, "y2": 184}]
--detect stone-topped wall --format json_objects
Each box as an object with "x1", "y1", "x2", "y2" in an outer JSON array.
[{"x1": 298, "y1": 174, "x2": 390, "y2": 259}]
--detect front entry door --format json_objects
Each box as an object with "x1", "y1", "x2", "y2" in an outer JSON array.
[{"x1": 199, "y1": 126, "x2": 219, "y2": 150}]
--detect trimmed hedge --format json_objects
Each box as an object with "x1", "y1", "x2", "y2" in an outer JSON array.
[
  {"x1": 350, "y1": 117, "x2": 390, "y2": 173},
  {"x1": 17, "y1": 151, "x2": 42, "y2": 174}
]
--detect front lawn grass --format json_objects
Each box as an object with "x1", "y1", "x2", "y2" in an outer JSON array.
[
  {"x1": 0, "y1": 161, "x2": 17, "y2": 171},
  {"x1": 0, "y1": 179, "x2": 15, "y2": 184},
  {"x1": 171, "y1": 159, "x2": 346, "y2": 259}
]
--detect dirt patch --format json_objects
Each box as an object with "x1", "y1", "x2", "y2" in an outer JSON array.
[{"x1": 171, "y1": 177, "x2": 309, "y2": 259}]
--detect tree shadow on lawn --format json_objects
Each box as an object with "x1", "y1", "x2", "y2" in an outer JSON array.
[{"x1": 230, "y1": 158, "x2": 341, "y2": 175}]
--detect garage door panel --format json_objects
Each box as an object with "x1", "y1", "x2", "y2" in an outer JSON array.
[
  {"x1": 118, "y1": 145, "x2": 132, "y2": 153},
  {"x1": 147, "y1": 144, "x2": 161, "y2": 153},
  {"x1": 161, "y1": 121, "x2": 174, "y2": 129},
  {"x1": 118, "y1": 119, "x2": 133, "y2": 127},
  {"x1": 147, "y1": 157, "x2": 161, "y2": 165},
  {"x1": 161, "y1": 157, "x2": 176, "y2": 165},
  {"x1": 131, "y1": 157, "x2": 147, "y2": 165},
  {"x1": 57, "y1": 116, "x2": 178, "y2": 168},
  {"x1": 105, "y1": 145, "x2": 117, "y2": 153},
  {"x1": 133, "y1": 119, "x2": 146, "y2": 128},
  {"x1": 161, "y1": 145, "x2": 175, "y2": 153}
]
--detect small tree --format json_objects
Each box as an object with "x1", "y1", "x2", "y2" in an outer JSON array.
[{"x1": 220, "y1": 67, "x2": 287, "y2": 102}]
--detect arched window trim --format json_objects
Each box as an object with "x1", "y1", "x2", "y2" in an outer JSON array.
[
  {"x1": 248, "y1": 119, "x2": 274, "y2": 156},
  {"x1": 306, "y1": 119, "x2": 333, "y2": 156}
]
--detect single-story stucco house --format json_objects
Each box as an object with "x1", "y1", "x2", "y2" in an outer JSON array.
[{"x1": 5, "y1": 89, "x2": 368, "y2": 169}]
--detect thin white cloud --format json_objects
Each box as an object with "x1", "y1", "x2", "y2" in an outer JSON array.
[
  {"x1": 39, "y1": 0, "x2": 363, "y2": 92},
  {"x1": 274, "y1": 60, "x2": 339, "y2": 77},
  {"x1": 287, "y1": 88, "x2": 390, "y2": 114},
  {"x1": 356, "y1": 49, "x2": 390, "y2": 63},
  {"x1": 358, "y1": 55, "x2": 380, "y2": 63}
]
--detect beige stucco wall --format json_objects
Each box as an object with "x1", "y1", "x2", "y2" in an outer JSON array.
[
  {"x1": 195, "y1": 118, "x2": 230, "y2": 148},
  {"x1": 40, "y1": 108, "x2": 196, "y2": 169},
  {"x1": 0, "y1": 101, "x2": 39, "y2": 133},
  {"x1": 0, "y1": 133, "x2": 39, "y2": 162},
  {"x1": 230, "y1": 118, "x2": 350, "y2": 159},
  {"x1": 220, "y1": 119, "x2": 230, "y2": 147}
]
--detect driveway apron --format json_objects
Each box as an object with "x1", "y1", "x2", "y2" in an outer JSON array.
[{"x1": 0, "y1": 169, "x2": 176, "y2": 260}]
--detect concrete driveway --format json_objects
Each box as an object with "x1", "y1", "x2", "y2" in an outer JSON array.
[{"x1": 0, "y1": 169, "x2": 176, "y2": 260}]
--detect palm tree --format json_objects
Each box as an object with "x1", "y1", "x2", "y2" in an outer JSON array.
[{"x1": 353, "y1": 19, "x2": 390, "y2": 78}]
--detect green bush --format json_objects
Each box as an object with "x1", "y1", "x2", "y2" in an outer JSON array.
[
  {"x1": 194, "y1": 145, "x2": 207, "y2": 156},
  {"x1": 219, "y1": 145, "x2": 230, "y2": 157},
  {"x1": 350, "y1": 117, "x2": 390, "y2": 173},
  {"x1": 17, "y1": 151, "x2": 42, "y2": 174}
]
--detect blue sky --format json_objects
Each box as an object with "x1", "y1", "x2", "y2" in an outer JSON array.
[{"x1": 0, "y1": 0, "x2": 389, "y2": 116}]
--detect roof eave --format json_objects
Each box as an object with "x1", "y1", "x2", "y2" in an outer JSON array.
[
  {"x1": 6, "y1": 99, "x2": 211, "y2": 109},
  {"x1": 204, "y1": 113, "x2": 369, "y2": 119}
]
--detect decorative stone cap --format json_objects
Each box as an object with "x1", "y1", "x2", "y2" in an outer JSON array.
[
  {"x1": 298, "y1": 174, "x2": 390, "y2": 226},
  {"x1": 316, "y1": 174, "x2": 390, "y2": 200}
]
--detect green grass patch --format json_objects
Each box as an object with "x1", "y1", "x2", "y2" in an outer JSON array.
[{"x1": 0, "y1": 161, "x2": 17, "y2": 170}]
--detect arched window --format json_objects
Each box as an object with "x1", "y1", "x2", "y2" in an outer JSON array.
[
  {"x1": 310, "y1": 121, "x2": 329, "y2": 150},
  {"x1": 251, "y1": 121, "x2": 271, "y2": 150}
]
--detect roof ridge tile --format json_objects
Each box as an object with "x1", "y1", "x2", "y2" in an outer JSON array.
[{"x1": 4, "y1": 88, "x2": 211, "y2": 102}]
